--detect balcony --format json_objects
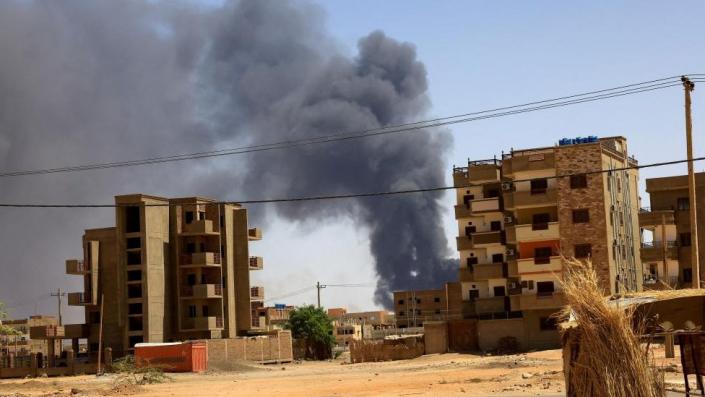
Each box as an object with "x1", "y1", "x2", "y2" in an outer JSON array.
[
  {"x1": 518, "y1": 292, "x2": 565, "y2": 311},
  {"x1": 29, "y1": 325, "x2": 65, "y2": 339},
  {"x1": 468, "y1": 164, "x2": 500, "y2": 182},
  {"x1": 510, "y1": 189, "x2": 558, "y2": 208},
  {"x1": 248, "y1": 228, "x2": 263, "y2": 241},
  {"x1": 473, "y1": 263, "x2": 505, "y2": 280},
  {"x1": 249, "y1": 256, "x2": 264, "y2": 270},
  {"x1": 454, "y1": 204, "x2": 472, "y2": 219},
  {"x1": 641, "y1": 241, "x2": 679, "y2": 262},
  {"x1": 67, "y1": 292, "x2": 93, "y2": 306},
  {"x1": 515, "y1": 222, "x2": 559, "y2": 242},
  {"x1": 502, "y1": 151, "x2": 555, "y2": 176},
  {"x1": 505, "y1": 226, "x2": 516, "y2": 244},
  {"x1": 507, "y1": 260, "x2": 519, "y2": 277},
  {"x1": 517, "y1": 256, "x2": 562, "y2": 274},
  {"x1": 250, "y1": 286, "x2": 265, "y2": 301},
  {"x1": 470, "y1": 197, "x2": 500, "y2": 213},
  {"x1": 181, "y1": 252, "x2": 221, "y2": 267},
  {"x1": 182, "y1": 284, "x2": 223, "y2": 299},
  {"x1": 459, "y1": 267, "x2": 473, "y2": 282},
  {"x1": 453, "y1": 167, "x2": 469, "y2": 187},
  {"x1": 183, "y1": 316, "x2": 224, "y2": 331},
  {"x1": 456, "y1": 230, "x2": 505, "y2": 251},
  {"x1": 475, "y1": 297, "x2": 506, "y2": 315},
  {"x1": 66, "y1": 259, "x2": 89, "y2": 275},
  {"x1": 639, "y1": 209, "x2": 676, "y2": 227},
  {"x1": 181, "y1": 219, "x2": 218, "y2": 236}
]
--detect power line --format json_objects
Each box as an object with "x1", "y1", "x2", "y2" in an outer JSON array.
[
  {"x1": 0, "y1": 75, "x2": 697, "y2": 178},
  {"x1": 0, "y1": 155, "x2": 704, "y2": 208}
]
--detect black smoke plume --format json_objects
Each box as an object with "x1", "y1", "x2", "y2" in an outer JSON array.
[{"x1": 0, "y1": 0, "x2": 456, "y2": 310}]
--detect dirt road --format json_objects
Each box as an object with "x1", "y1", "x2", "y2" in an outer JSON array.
[{"x1": 0, "y1": 347, "x2": 691, "y2": 396}]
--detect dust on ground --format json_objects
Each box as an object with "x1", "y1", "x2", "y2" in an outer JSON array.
[{"x1": 0, "y1": 346, "x2": 693, "y2": 397}]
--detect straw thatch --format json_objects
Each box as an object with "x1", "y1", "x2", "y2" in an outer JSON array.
[{"x1": 560, "y1": 258, "x2": 664, "y2": 397}]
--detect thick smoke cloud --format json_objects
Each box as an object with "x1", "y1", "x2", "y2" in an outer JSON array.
[{"x1": 0, "y1": 0, "x2": 456, "y2": 310}]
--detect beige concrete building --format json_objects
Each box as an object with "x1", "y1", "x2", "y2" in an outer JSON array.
[
  {"x1": 392, "y1": 283, "x2": 462, "y2": 328},
  {"x1": 0, "y1": 316, "x2": 61, "y2": 358},
  {"x1": 37, "y1": 194, "x2": 264, "y2": 356},
  {"x1": 640, "y1": 173, "x2": 705, "y2": 287},
  {"x1": 252, "y1": 305, "x2": 294, "y2": 331},
  {"x1": 453, "y1": 136, "x2": 643, "y2": 350}
]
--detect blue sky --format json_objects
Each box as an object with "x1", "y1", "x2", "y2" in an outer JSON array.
[
  {"x1": 7, "y1": 0, "x2": 705, "y2": 320},
  {"x1": 249, "y1": 0, "x2": 705, "y2": 311}
]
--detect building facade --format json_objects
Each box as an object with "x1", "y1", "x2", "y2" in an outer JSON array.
[
  {"x1": 49, "y1": 194, "x2": 263, "y2": 356},
  {"x1": 453, "y1": 136, "x2": 642, "y2": 349},
  {"x1": 392, "y1": 283, "x2": 461, "y2": 328},
  {"x1": 0, "y1": 316, "x2": 61, "y2": 358},
  {"x1": 640, "y1": 173, "x2": 705, "y2": 288}
]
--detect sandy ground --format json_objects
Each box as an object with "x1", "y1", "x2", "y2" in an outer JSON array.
[{"x1": 0, "y1": 346, "x2": 694, "y2": 397}]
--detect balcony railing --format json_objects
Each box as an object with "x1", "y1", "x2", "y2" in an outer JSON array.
[
  {"x1": 518, "y1": 292, "x2": 565, "y2": 311},
  {"x1": 181, "y1": 252, "x2": 222, "y2": 266},
  {"x1": 517, "y1": 256, "x2": 562, "y2": 274},
  {"x1": 250, "y1": 286, "x2": 265, "y2": 300},
  {"x1": 67, "y1": 292, "x2": 93, "y2": 306},
  {"x1": 184, "y1": 316, "x2": 224, "y2": 331},
  {"x1": 510, "y1": 189, "x2": 558, "y2": 208},
  {"x1": 66, "y1": 259, "x2": 89, "y2": 275},
  {"x1": 641, "y1": 241, "x2": 678, "y2": 249},
  {"x1": 182, "y1": 284, "x2": 223, "y2": 298},
  {"x1": 515, "y1": 222, "x2": 559, "y2": 242},
  {"x1": 248, "y1": 228, "x2": 263, "y2": 241},
  {"x1": 249, "y1": 256, "x2": 264, "y2": 270},
  {"x1": 181, "y1": 219, "x2": 218, "y2": 235},
  {"x1": 475, "y1": 296, "x2": 506, "y2": 315}
]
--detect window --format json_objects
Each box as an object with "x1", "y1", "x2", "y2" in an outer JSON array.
[
  {"x1": 202, "y1": 305, "x2": 209, "y2": 317},
  {"x1": 536, "y1": 281, "x2": 555, "y2": 296},
  {"x1": 185, "y1": 211, "x2": 194, "y2": 224},
  {"x1": 434, "y1": 297, "x2": 441, "y2": 303},
  {"x1": 128, "y1": 303, "x2": 143, "y2": 315},
  {"x1": 681, "y1": 233, "x2": 692, "y2": 247},
  {"x1": 570, "y1": 174, "x2": 588, "y2": 189},
  {"x1": 415, "y1": 309, "x2": 421, "y2": 315},
  {"x1": 534, "y1": 247, "x2": 553, "y2": 264},
  {"x1": 89, "y1": 311, "x2": 101, "y2": 324},
  {"x1": 530, "y1": 178, "x2": 548, "y2": 194},
  {"x1": 572, "y1": 209, "x2": 590, "y2": 223},
  {"x1": 127, "y1": 251, "x2": 141, "y2": 266},
  {"x1": 128, "y1": 317, "x2": 143, "y2": 331},
  {"x1": 198, "y1": 211, "x2": 206, "y2": 221},
  {"x1": 397, "y1": 299, "x2": 404, "y2": 305},
  {"x1": 435, "y1": 309, "x2": 441, "y2": 315},
  {"x1": 521, "y1": 280, "x2": 535, "y2": 290},
  {"x1": 126, "y1": 237, "x2": 141, "y2": 249},
  {"x1": 532, "y1": 213, "x2": 550, "y2": 229},
  {"x1": 186, "y1": 274, "x2": 197, "y2": 286},
  {"x1": 490, "y1": 221, "x2": 502, "y2": 231},
  {"x1": 128, "y1": 336, "x2": 143, "y2": 348},
  {"x1": 574, "y1": 244, "x2": 592, "y2": 259},
  {"x1": 684, "y1": 268, "x2": 693, "y2": 283},
  {"x1": 468, "y1": 290, "x2": 479, "y2": 300},
  {"x1": 188, "y1": 305, "x2": 197, "y2": 318},
  {"x1": 125, "y1": 206, "x2": 141, "y2": 233},
  {"x1": 415, "y1": 298, "x2": 421, "y2": 304},
  {"x1": 467, "y1": 257, "x2": 478, "y2": 266},
  {"x1": 186, "y1": 243, "x2": 196, "y2": 254},
  {"x1": 127, "y1": 270, "x2": 142, "y2": 282},
  {"x1": 127, "y1": 284, "x2": 142, "y2": 298},
  {"x1": 398, "y1": 311, "x2": 405, "y2": 316},
  {"x1": 492, "y1": 253, "x2": 504, "y2": 263},
  {"x1": 539, "y1": 316, "x2": 557, "y2": 331},
  {"x1": 678, "y1": 197, "x2": 690, "y2": 211},
  {"x1": 90, "y1": 343, "x2": 100, "y2": 352},
  {"x1": 493, "y1": 286, "x2": 506, "y2": 297}
]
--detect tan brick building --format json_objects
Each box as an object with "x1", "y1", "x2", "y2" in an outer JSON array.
[
  {"x1": 453, "y1": 136, "x2": 642, "y2": 350},
  {"x1": 392, "y1": 282, "x2": 461, "y2": 328},
  {"x1": 0, "y1": 316, "x2": 61, "y2": 358},
  {"x1": 36, "y1": 194, "x2": 264, "y2": 356},
  {"x1": 640, "y1": 173, "x2": 705, "y2": 287}
]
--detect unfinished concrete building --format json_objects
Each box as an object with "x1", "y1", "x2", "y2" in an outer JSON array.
[
  {"x1": 0, "y1": 316, "x2": 62, "y2": 358},
  {"x1": 392, "y1": 283, "x2": 461, "y2": 328},
  {"x1": 34, "y1": 194, "x2": 264, "y2": 356},
  {"x1": 453, "y1": 136, "x2": 643, "y2": 350},
  {"x1": 640, "y1": 173, "x2": 705, "y2": 287}
]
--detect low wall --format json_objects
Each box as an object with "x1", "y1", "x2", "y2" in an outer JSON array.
[
  {"x1": 349, "y1": 335, "x2": 424, "y2": 363},
  {"x1": 423, "y1": 321, "x2": 448, "y2": 354},
  {"x1": 0, "y1": 362, "x2": 97, "y2": 379},
  {"x1": 205, "y1": 330, "x2": 293, "y2": 370},
  {"x1": 477, "y1": 318, "x2": 527, "y2": 351},
  {"x1": 447, "y1": 319, "x2": 478, "y2": 352}
]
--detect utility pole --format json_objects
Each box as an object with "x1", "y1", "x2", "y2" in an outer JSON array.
[
  {"x1": 316, "y1": 282, "x2": 326, "y2": 308},
  {"x1": 682, "y1": 76, "x2": 701, "y2": 289},
  {"x1": 50, "y1": 288, "x2": 66, "y2": 325}
]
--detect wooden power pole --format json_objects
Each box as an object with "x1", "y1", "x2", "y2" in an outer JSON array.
[{"x1": 683, "y1": 76, "x2": 701, "y2": 289}]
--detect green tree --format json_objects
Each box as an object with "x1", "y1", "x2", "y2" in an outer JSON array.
[
  {"x1": 285, "y1": 305, "x2": 334, "y2": 360},
  {"x1": 0, "y1": 301, "x2": 20, "y2": 336}
]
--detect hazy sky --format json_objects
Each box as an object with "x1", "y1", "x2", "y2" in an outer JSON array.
[{"x1": 3, "y1": 1, "x2": 705, "y2": 321}]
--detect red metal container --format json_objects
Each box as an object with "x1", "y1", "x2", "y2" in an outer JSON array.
[{"x1": 134, "y1": 342, "x2": 207, "y2": 373}]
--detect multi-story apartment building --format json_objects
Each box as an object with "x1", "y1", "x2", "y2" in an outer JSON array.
[
  {"x1": 453, "y1": 136, "x2": 643, "y2": 349},
  {"x1": 0, "y1": 316, "x2": 61, "y2": 358},
  {"x1": 36, "y1": 194, "x2": 264, "y2": 357},
  {"x1": 640, "y1": 173, "x2": 705, "y2": 287},
  {"x1": 392, "y1": 282, "x2": 461, "y2": 328}
]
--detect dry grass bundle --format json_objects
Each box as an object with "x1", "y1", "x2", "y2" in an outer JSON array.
[{"x1": 560, "y1": 258, "x2": 664, "y2": 397}]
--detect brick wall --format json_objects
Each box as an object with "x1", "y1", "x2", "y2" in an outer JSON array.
[
  {"x1": 555, "y1": 144, "x2": 612, "y2": 293},
  {"x1": 205, "y1": 331, "x2": 293, "y2": 370}
]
